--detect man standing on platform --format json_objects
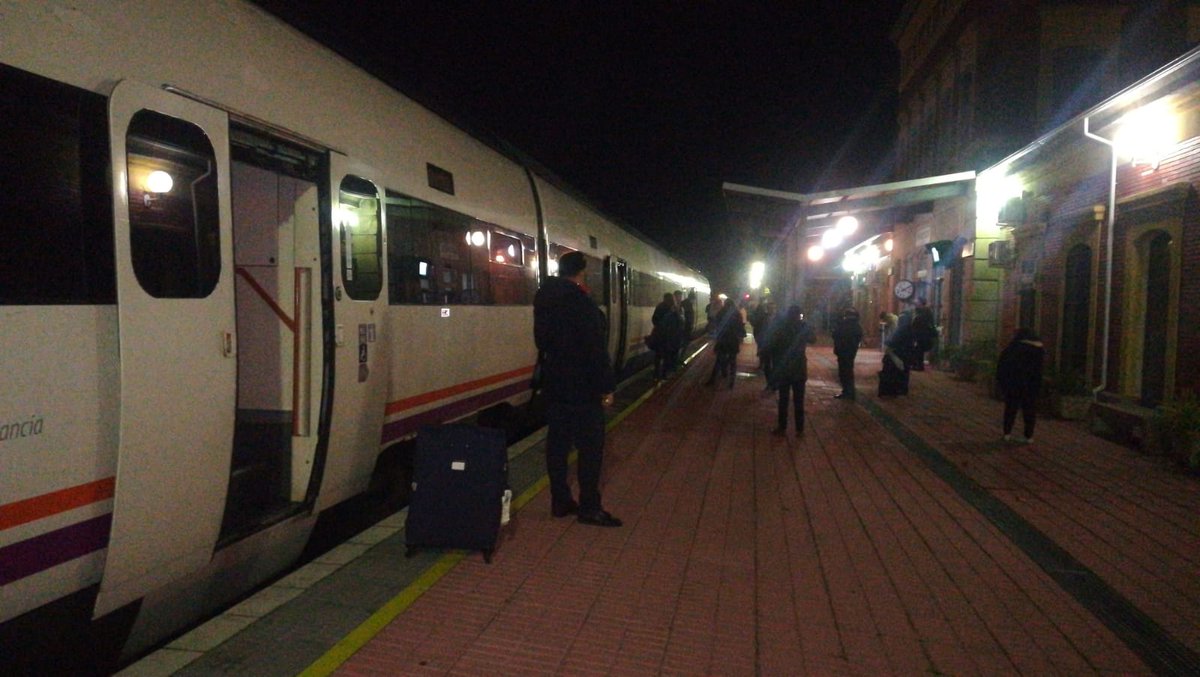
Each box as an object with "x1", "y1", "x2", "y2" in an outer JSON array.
[
  {"x1": 832, "y1": 308, "x2": 864, "y2": 400},
  {"x1": 533, "y1": 251, "x2": 623, "y2": 527}
]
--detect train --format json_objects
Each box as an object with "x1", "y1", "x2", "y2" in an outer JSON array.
[{"x1": 0, "y1": 1, "x2": 709, "y2": 671}]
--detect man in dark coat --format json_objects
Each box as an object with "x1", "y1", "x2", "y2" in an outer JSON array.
[
  {"x1": 996, "y1": 328, "x2": 1045, "y2": 444},
  {"x1": 651, "y1": 292, "x2": 684, "y2": 380},
  {"x1": 768, "y1": 305, "x2": 816, "y2": 436},
  {"x1": 831, "y1": 308, "x2": 864, "y2": 400},
  {"x1": 533, "y1": 251, "x2": 622, "y2": 527}
]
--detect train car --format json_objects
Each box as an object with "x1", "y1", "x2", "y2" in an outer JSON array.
[{"x1": 0, "y1": 1, "x2": 708, "y2": 671}]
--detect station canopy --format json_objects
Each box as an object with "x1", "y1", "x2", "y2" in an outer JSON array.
[{"x1": 722, "y1": 170, "x2": 976, "y2": 244}]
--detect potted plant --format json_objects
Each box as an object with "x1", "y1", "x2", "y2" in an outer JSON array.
[
  {"x1": 1150, "y1": 391, "x2": 1200, "y2": 471},
  {"x1": 945, "y1": 339, "x2": 997, "y2": 383},
  {"x1": 1046, "y1": 367, "x2": 1091, "y2": 420}
]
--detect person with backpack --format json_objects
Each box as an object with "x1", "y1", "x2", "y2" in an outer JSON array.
[{"x1": 831, "y1": 307, "x2": 864, "y2": 400}]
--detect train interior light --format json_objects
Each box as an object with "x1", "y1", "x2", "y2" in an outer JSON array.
[{"x1": 146, "y1": 169, "x2": 173, "y2": 194}]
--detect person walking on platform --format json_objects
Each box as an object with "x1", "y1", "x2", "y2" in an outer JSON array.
[
  {"x1": 879, "y1": 310, "x2": 898, "y2": 346},
  {"x1": 909, "y1": 304, "x2": 937, "y2": 371},
  {"x1": 533, "y1": 251, "x2": 622, "y2": 527},
  {"x1": 682, "y1": 290, "x2": 697, "y2": 340},
  {"x1": 832, "y1": 308, "x2": 864, "y2": 400},
  {"x1": 768, "y1": 305, "x2": 815, "y2": 435},
  {"x1": 996, "y1": 328, "x2": 1045, "y2": 444},
  {"x1": 880, "y1": 320, "x2": 913, "y2": 397},
  {"x1": 705, "y1": 298, "x2": 746, "y2": 388},
  {"x1": 650, "y1": 292, "x2": 684, "y2": 381}
]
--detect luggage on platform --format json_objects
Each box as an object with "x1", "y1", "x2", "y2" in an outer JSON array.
[
  {"x1": 878, "y1": 351, "x2": 909, "y2": 397},
  {"x1": 405, "y1": 424, "x2": 508, "y2": 563}
]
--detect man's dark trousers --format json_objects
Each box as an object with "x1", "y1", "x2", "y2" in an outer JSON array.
[
  {"x1": 837, "y1": 353, "x2": 857, "y2": 398},
  {"x1": 545, "y1": 400, "x2": 605, "y2": 512}
]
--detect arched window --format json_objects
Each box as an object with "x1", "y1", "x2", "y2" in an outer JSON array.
[
  {"x1": 1060, "y1": 244, "x2": 1091, "y2": 376},
  {"x1": 1141, "y1": 231, "x2": 1171, "y2": 406}
]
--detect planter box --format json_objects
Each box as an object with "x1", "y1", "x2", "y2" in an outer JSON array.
[{"x1": 1053, "y1": 395, "x2": 1092, "y2": 420}]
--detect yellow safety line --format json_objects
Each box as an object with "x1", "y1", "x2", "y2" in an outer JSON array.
[
  {"x1": 298, "y1": 552, "x2": 464, "y2": 677},
  {"x1": 299, "y1": 361, "x2": 680, "y2": 675}
]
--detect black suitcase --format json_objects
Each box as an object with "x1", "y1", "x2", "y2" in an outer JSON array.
[
  {"x1": 405, "y1": 424, "x2": 508, "y2": 562},
  {"x1": 878, "y1": 352, "x2": 910, "y2": 396}
]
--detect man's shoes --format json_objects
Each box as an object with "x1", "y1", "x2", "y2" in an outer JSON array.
[
  {"x1": 551, "y1": 500, "x2": 579, "y2": 518},
  {"x1": 577, "y1": 509, "x2": 622, "y2": 527}
]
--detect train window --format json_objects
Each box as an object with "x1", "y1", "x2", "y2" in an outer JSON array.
[
  {"x1": 385, "y1": 190, "x2": 536, "y2": 305},
  {"x1": 547, "y1": 244, "x2": 603, "y2": 306},
  {"x1": 0, "y1": 63, "x2": 113, "y2": 304},
  {"x1": 127, "y1": 110, "x2": 220, "y2": 298},
  {"x1": 338, "y1": 175, "x2": 382, "y2": 300}
]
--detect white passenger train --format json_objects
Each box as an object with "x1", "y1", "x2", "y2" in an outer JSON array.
[{"x1": 0, "y1": 1, "x2": 709, "y2": 669}]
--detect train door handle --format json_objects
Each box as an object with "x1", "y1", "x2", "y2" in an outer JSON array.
[
  {"x1": 222, "y1": 331, "x2": 236, "y2": 357},
  {"x1": 336, "y1": 323, "x2": 345, "y2": 347}
]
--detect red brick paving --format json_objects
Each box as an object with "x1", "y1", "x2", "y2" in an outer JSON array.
[{"x1": 337, "y1": 338, "x2": 1199, "y2": 675}]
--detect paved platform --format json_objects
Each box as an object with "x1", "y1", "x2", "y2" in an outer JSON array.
[{"x1": 123, "y1": 338, "x2": 1200, "y2": 676}]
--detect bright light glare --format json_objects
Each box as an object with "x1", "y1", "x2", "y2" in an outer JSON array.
[
  {"x1": 836, "y1": 216, "x2": 858, "y2": 236},
  {"x1": 146, "y1": 170, "x2": 173, "y2": 194},
  {"x1": 495, "y1": 254, "x2": 506, "y2": 263},
  {"x1": 806, "y1": 245, "x2": 825, "y2": 262},
  {"x1": 842, "y1": 253, "x2": 858, "y2": 272},
  {"x1": 884, "y1": 238, "x2": 894, "y2": 252},
  {"x1": 469, "y1": 230, "x2": 486, "y2": 247},
  {"x1": 507, "y1": 244, "x2": 516, "y2": 258},
  {"x1": 548, "y1": 258, "x2": 560, "y2": 274},
  {"x1": 820, "y1": 230, "x2": 842, "y2": 249},
  {"x1": 1114, "y1": 102, "x2": 1180, "y2": 166},
  {"x1": 748, "y1": 261, "x2": 765, "y2": 290},
  {"x1": 337, "y1": 206, "x2": 359, "y2": 229}
]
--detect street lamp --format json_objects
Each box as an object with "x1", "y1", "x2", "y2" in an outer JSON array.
[{"x1": 806, "y1": 245, "x2": 825, "y2": 262}]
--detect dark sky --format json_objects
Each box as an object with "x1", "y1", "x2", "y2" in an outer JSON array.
[{"x1": 251, "y1": 1, "x2": 903, "y2": 289}]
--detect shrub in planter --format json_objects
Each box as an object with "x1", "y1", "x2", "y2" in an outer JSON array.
[
  {"x1": 1150, "y1": 391, "x2": 1200, "y2": 470},
  {"x1": 1045, "y1": 367, "x2": 1091, "y2": 420}
]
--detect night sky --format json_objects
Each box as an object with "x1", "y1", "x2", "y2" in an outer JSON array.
[{"x1": 251, "y1": 1, "x2": 903, "y2": 290}]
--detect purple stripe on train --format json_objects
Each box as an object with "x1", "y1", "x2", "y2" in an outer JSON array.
[
  {"x1": 0, "y1": 514, "x2": 112, "y2": 585},
  {"x1": 381, "y1": 380, "x2": 531, "y2": 444}
]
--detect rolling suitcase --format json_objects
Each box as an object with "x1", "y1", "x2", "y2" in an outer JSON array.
[
  {"x1": 878, "y1": 351, "x2": 909, "y2": 396},
  {"x1": 405, "y1": 424, "x2": 508, "y2": 562}
]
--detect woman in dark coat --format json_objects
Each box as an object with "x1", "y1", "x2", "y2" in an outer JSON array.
[
  {"x1": 995, "y1": 328, "x2": 1045, "y2": 443},
  {"x1": 650, "y1": 292, "x2": 684, "y2": 380},
  {"x1": 705, "y1": 301, "x2": 746, "y2": 388},
  {"x1": 768, "y1": 305, "x2": 816, "y2": 435}
]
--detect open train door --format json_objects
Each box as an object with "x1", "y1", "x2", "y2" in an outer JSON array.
[
  {"x1": 314, "y1": 154, "x2": 390, "y2": 511},
  {"x1": 95, "y1": 81, "x2": 235, "y2": 617},
  {"x1": 609, "y1": 257, "x2": 630, "y2": 371}
]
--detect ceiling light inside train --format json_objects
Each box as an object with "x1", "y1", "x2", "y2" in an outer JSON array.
[
  {"x1": 835, "y1": 216, "x2": 858, "y2": 236},
  {"x1": 507, "y1": 244, "x2": 516, "y2": 258},
  {"x1": 495, "y1": 254, "x2": 506, "y2": 263},
  {"x1": 336, "y1": 206, "x2": 359, "y2": 228},
  {"x1": 820, "y1": 229, "x2": 842, "y2": 249},
  {"x1": 146, "y1": 170, "x2": 173, "y2": 194},
  {"x1": 548, "y1": 258, "x2": 559, "y2": 274},
  {"x1": 466, "y1": 230, "x2": 486, "y2": 247},
  {"x1": 806, "y1": 245, "x2": 825, "y2": 262}
]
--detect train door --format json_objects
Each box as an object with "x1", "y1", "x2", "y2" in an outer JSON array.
[
  {"x1": 218, "y1": 127, "x2": 327, "y2": 543},
  {"x1": 316, "y1": 154, "x2": 390, "y2": 510},
  {"x1": 96, "y1": 81, "x2": 235, "y2": 616},
  {"x1": 610, "y1": 258, "x2": 630, "y2": 371}
]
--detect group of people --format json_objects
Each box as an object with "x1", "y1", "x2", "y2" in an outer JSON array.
[
  {"x1": 533, "y1": 253, "x2": 1046, "y2": 531},
  {"x1": 647, "y1": 290, "x2": 696, "y2": 381}
]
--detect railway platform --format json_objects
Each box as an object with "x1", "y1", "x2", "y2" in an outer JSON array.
[{"x1": 121, "y1": 338, "x2": 1200, "y2": 676}]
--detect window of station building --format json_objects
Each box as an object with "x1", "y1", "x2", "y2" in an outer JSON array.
[
  {"x1": 386, "y1": 190, "x2": 536, "y2": 305},
  {"x1": 338, "y1": 176, "x2": 382, "y2": 300},
  {"x1": 127, "y1": 110, "x2": 220, "y2": 299},
  {"x1": 0, "y1": 63, "x2": 114, "y2": 305}
]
